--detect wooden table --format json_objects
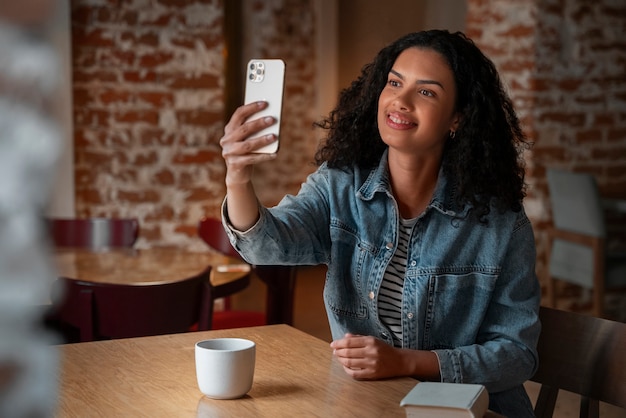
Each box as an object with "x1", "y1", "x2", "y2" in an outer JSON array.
[
  {"x1": 53, "y1": 247, "x2": 251, "y2": 298},
  {"x1": 55, "y1": 325, "x2": 418, "y2": 417}
]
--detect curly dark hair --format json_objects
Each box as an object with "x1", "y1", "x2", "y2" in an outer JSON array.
[{"x1": 314, "y1": 30, "x2": 530, "y2": 219}]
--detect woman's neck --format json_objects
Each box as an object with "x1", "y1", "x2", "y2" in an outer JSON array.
[{"x1": 387, "y1": 152, "x2": 441, "y2": 219}]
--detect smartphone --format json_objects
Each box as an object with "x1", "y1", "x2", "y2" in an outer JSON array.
[{"x1": 243, "y1": 58, "x2": 285, "y2": 154}]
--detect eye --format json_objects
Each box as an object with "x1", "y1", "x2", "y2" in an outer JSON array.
[
  {"x1": 389, "y1": 79, "x2": 401, "y2": 87},
  {"x1": 419, "y1": 89, "x2": 435, "y2": 97}
]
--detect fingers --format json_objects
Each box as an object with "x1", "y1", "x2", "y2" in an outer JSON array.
[
  {"x1": 330, "y1": 333, "x2": 367, "y2": 349},
  {"x1": 224, "y1": 101, "x2": 268, "y2": 134},
  {"x1": 221, "y1": 115, "x2": 278, "y2": 156},
  {"x1": 330, "y1": 335, "x2": 391, "y2": 380},
  {"x1": 220, "y1": 102, "x2": 278, "y2": 185}
]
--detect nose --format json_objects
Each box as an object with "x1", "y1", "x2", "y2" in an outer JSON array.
[{"x1": 392, "y1": 90, "x2": 413, "y2": 112}]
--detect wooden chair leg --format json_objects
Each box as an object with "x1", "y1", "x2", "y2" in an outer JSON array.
[
  {"x1": 581, "y1": 396, "x2": 600, "y2": 418},
  {"x1": 545, "y1": 236, "x2": 557, "y2": 309},
  {"x1": 534, "y1": 385, "x2": 558, "y2": 418},
  {"x1": 592, "y1": 237, "x2": 605, "y2": 318}
]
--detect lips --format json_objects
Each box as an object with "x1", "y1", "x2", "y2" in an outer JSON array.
[{"x1": 386, "y1": 112, "x2": 417, "y2": 130}]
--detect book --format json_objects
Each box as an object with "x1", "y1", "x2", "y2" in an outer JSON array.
[{"x1": 400, "y1": 382, "x2": 489, "y2": 418}]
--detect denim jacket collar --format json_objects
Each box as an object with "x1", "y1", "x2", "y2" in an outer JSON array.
[{"x1": 356, "y1": 148, "x2": 465, "y2": 218}]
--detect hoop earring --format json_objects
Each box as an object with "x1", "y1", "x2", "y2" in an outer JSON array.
[{"x1": 449, "y1": 130, "x2": 456, "y2": 139}]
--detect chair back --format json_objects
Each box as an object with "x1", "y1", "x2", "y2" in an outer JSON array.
[
  {"x1": 197, "y1": 217, "x2": 241, "y2": 259},
  {"x1": 546, "y1": 169, "x2": 607, "y2": 289},
  {"x1": 546, "y1": 168, "x2": 606, "y2": 238},
  {"x1": 197, "y1": 217, "x2": 297, "y2": 326},
  {"x1": 531, "y1": 306, "x2": 626, "y2": 417},
  {"x1": 50, "y1": 268, "x2": 213, "y2": 342},
  {"x1": 48, "y1": 217, "x2": 139, "y2": 249}
]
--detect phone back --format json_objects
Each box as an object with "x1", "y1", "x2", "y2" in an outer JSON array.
[{"x1": 244, "y1": 59, "x2": 285, "y2": 154}]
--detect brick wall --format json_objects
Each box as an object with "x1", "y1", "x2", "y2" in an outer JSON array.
[
  {"x1": 71, "y1": 0, "x2": 317, "y2": 249},
  {"x1": 466, "y1": 0, "x2": 626, "y2": 279},
  {"x1": 71, "y1": 0, "x2": 227, "y2": 249},
  {"x1": 71, "y1": 0, "x2": 625, "y2": 263}
]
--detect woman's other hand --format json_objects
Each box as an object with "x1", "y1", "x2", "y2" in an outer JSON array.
[
  {"x1": 330, "y1": 333, "x2": 404, "y2": 380},
  {"x1": 330, "y1": 333, "x2": 441, "y2": 381}
]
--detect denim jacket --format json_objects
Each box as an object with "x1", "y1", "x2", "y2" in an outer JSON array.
[{"x1": 223, "y1": 151, "x2": 541, "y2": 417}]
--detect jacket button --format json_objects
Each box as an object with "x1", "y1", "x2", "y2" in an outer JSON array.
[
  {"x1": 407, "y1": 312, "x2": 414, "y2": 319},
  {"x1": 385, "y1": 242, "x2": 393, "y2": 250},
  {"x1": 368, "y1": 291, "x2": 375, "y2": 300}
]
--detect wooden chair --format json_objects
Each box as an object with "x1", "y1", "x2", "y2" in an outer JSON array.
[
  {"x1": 545, "y1": 168, "x2": 626, "y2": 318},
  {"x1": 198, "y1": 217, "x2": 297, "y2": 328},
  {"x1": 49, "y1": 267, "x2": 213, "y2": 342},
  {"x1": 531, "y1": 306, "x2": 626, "y2": 418},
  {"x1": 47, "y1": 217, "x2": 139, "y2": 249}
]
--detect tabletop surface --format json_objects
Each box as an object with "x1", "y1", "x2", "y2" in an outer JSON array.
[
  {"x1": 53, "y1": 247, "x2": 250, "y2": 287},
  {"x1": 54, "y1": 325, "x2": 419, "y2": 417}
]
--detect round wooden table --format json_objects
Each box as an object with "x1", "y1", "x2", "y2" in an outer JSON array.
[{"x1": 53, "y1": 247, "x2": 251, "y2": 298}]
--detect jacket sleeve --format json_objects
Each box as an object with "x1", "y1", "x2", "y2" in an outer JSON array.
[{"x1": 221, "y1": 166, "x2": 333, "y2": 266}]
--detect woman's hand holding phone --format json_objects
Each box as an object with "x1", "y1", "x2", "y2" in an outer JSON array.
[
  {"x1": 220, "y1": 58, "x2": 285, "y2": 231},
  {"x1": 220, "y1": 101, "x2": 278, "y2": 187},
  {"x1": 220, "y1": 102, "x2": 278, "y2": 231}
]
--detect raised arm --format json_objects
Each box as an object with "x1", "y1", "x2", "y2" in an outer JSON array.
[{"x1": 220, "y1": 101, "x2": 278, "y2": 231}]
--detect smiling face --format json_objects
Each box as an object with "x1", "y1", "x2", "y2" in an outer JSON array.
[{"x1": 377, "y1": 47, "x2": 460, "y2": 159}]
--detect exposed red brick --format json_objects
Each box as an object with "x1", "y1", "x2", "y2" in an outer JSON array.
[
  {"x1": 99, "y1": 90, "x2": 132, "y2": 104},
  {"x1": 117, "y1": 190, "x2": 161, "y2": 203},
  {"x1": 114, "y1": 110, "x2": 160, "y2": 124},
  {"x1": 132, "y1": 151, "x2": 158, "y2": 166},
  {"x1": 144, "y1": 205, "x2": 176, "y2": 222},
  {"x1": 608, "y1": 128, "x2": 626, "y2": 142},
  {"x1": 138, "y1": 51, "x2": 175, "y2": 68},
  {"x1": 72, "y1": 28, "x2": 115, "y2": 47},
  {"x1": 176, "y1": 110, "x2": 222, "y2": 126},
  {"x1": 538, "y1": 112, "x2": 587, "y2": 126},
  {"x1": 164, "y1": 73, "x2": 220, "y2": 89},
  {"x1": 138, "y1": 13, "x2": 173, "y2": 26},
  {"x1": 122, "y1": 71, "x2": 159, "y2": 83},
  {"x1": 184, "y1": 187, "x2": 218, "y2": 202},
  {"x1": 498, "y1": 24, "x2": 534, "y2": 38},
  {"x1": 139, "y1": 128, "x2": 176, "y2": 146},
  {"x1": 172, "y1": 150, "x2": 221, "y2": 164},
  {"x1": 138, "y1": 225, "x2": 162, "y2": 241},
  {"x1": 74, "y1": 109, "x2": 111, "y2": 126},
  {"x1": 99, "y1": 49, "x2": 136, "y2": 67},
  {"x1": 170, "y1": 36, "x2": 196, "y2": 49},
  {"x1": 72, "y1": 69, "x2": 119, "y2": 83},
  {"x1": 173, "y1": 224, "x2": 197, "y2": 237},
  {"x1": 154, "y1": 169, "x2": 175, "y2": 185},
  {"x1": 80, "y1": 189, "x2": 104, "y2": 205},
  {"x1": 575, "y1": 129, "x2": 603, "y2": 143},
  {"x1": 594, "y1": 113, "x2": 616, "y2": 126},
  {"x1": 135, "y1": 91, "x2": 174, "y2": 106},
  {"x1": 120, "y1": 31, "x2": 160, "y2": 47}
]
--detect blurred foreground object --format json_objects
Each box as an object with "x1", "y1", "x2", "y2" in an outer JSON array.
[{"x1": 0, "y1": 0, "x2": 62, "y2": 416}]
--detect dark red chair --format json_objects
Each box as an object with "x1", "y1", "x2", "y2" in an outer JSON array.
[
  {"x1": 198, "y1": 217, "x2": 297, "y2": 328},
  {"x1": 47, "y1": 217, "x2": 139, "y2": 249},
  {"x1": 49, "y1": 267, "x2": 213, "y2": 342},
  {"x1": 531, "y1": 306, "x2": 626, "y2": 417}
]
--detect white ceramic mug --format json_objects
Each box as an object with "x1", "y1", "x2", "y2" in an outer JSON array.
[{"x1": 195, "y1": 338, "x2": 256, "y2": 399}]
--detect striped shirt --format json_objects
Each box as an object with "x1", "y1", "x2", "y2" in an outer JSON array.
[{"x1": 378, "y1": 217, "x2": 417, "y2": 347}]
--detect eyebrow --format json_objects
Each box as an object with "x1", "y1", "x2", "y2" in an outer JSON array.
[{"x1": 389, "y1": 69, "x2": 445, "y2": 90}]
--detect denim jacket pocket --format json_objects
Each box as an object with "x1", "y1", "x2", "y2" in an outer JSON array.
[
  {"x1": 324, "y1": 220, "x2": 372, "y2": 320},
  {"x1": 423, "y1": 270, "x2": 498, "y2": 349}
]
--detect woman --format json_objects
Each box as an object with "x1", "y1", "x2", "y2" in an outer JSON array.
[{"x1": 219, "y1": 30, "x2": 540, "y2": 416}]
